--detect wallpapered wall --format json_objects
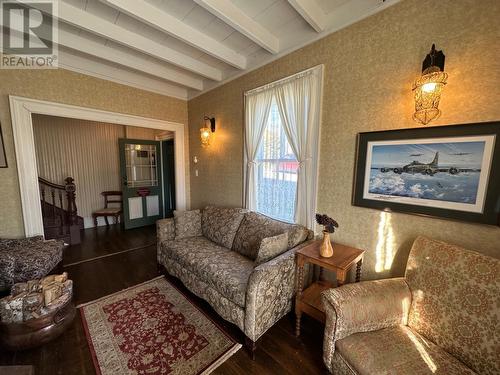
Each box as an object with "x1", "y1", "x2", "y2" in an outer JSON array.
[
  {"x1": 32, "y1": 115, "x2": 167, "y2": 228},
  {"x1": 188, "y1": 0, "x2": 500, "y2": 280},
  {"x1": 0, "y1": 69, "x2": 188, "y2": 238}
]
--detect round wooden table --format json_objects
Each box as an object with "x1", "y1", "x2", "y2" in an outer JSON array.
[{"x1": 0, "y1": 297, "x2": 76, "y2": 350}]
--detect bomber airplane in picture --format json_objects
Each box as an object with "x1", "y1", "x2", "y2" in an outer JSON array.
[{"x1": 376, "y1": 152, "x2": 481, "y2": 176}]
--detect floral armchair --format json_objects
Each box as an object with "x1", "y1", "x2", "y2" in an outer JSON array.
[
  {"x1": 0, "y1": 236, "x2": 64, "y2": 292},
  {"x1": 321, "y1": 236, "x2": 499, "y2": 375}
]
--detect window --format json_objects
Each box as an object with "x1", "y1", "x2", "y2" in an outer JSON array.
[
  {"x1": 244, "y1": 65, "x2": 322, "y2": 228},
  {"x1": 255, "y1": 101, "x2": 297, "y2": 222}
]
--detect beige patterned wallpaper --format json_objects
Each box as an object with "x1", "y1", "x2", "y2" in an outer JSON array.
[
  {"x1": 0, "y1": 69, "x2": 188, "y2": 238},
  {"x1": 32, "y1": 115, "x2": 166, "y2": 227},
  {"x1": 188, "y1": 0, "x2": 500, "y2": 280}
]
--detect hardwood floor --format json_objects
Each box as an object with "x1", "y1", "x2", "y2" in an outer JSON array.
[
  {"x1": 0, "y1": 225, "x2": 328, "y2": 375},
  {"x1": 62, "y1": 224, "x2": 156, "y2": 266}
]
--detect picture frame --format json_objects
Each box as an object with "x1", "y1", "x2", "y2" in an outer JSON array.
[
  {"x1": 352, "y1": 122, "x2": 500, "y2": 225},
  {"x1": 0, "y1": 124, "x2": 7, "y2": 168}
]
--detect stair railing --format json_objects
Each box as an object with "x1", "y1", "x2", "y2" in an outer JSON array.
[{"x1": 38, "y1": 176, "x2": 79, "y2": 243}]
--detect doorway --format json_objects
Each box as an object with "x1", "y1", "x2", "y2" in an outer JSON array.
[
  {"x1": 9, "y1": 95, "x2": 187, "y2": 237},
  {"x1": 162, "y1": 139, "x2": 176, "y2": 218}
]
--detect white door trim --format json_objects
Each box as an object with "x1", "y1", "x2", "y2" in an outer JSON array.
[{"x1": 9, "y1": 95, "x2": 187, "y2": 236}]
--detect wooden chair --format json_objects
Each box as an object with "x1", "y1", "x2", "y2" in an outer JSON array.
[{"x1": 92, "y1": 191, "x2": 122, "y2": 227}]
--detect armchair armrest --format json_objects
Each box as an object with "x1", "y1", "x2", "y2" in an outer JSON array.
[
  {"x1": 0, "y1": 252, "x2": 15, "y2": 291},
  {"x1": 0, "y1": 236, "x2": 45, "y2": 251},
  {"x1": 244, "y1": 240, "x2": 314, "y2": 341},
  {"x1": 321, "y1": 278, "x2": 411, "y2": 367},
  {"x1": 156, "y1": 218, "x2": 175, "y2": 249}
]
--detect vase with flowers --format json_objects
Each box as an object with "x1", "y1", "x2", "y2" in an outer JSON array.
[{"x1": 315, "y1": 213, "x2": 339, "y2": 258}]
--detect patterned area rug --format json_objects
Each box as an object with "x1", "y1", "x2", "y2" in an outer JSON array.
[{"x1": 79, "y1": 276, "x2": 241, "y2": 375}]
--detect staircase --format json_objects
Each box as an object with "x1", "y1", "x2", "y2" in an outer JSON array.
[{"x1": 39, "y1": 177, "x2": 84, "y2": 245}]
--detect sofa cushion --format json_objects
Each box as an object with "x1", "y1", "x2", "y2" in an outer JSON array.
[
  {"x1": 173, "y1": 209, "x2": 202, "y2": 239},
  {"x1": 163, "y1": 256, "x2": 246, "y2": 332},
  {"x1": 232, "y1": 211, "x2": 309, "y2": 259},
  {"x1": 336, "y1": 325, "x2": 476, "y2": 375},
  {"x1": 405, "y1": 236, "x2": 499, "y2": 375},
  {"x1": 201, "y1": 206, "x2": 247, "y2": 249},
  {"x1": 254, "y1": 233, "x2": 289, "y2": 266},
  {"x1": 161, "y1": 236, "x2": 254, "y2": 307}
]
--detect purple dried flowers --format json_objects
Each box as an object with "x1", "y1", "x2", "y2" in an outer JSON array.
[{"x1": 315, "y1": 213, "x2": 339, "y2": 233}]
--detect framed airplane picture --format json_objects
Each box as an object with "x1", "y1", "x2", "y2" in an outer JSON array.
[{"x1": 352, "y1": 122, "x2": 500, "y2": 225}]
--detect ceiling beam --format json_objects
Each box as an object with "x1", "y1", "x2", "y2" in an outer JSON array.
[
  {"x1": 5, "y1": 30, "x2": 188, "y2": 98},
  {"x1": 287, "y1": 0, "x2": 326, "y2": 32},
  {"x1": 7, "y1": 23, "x2": 203, "y2": 90},
  {"x1": 58, "y1": 51, "x2": 188, "y2": 99},
  {"x1": 58, "y1": 30, "x2": 203, "y2": 91},
  {"x1": 31, "y1": 2, "x2": 222, "y2": 81},
  {"x1": 193, "y1": 0, "x2": 279, "y2": 54},
  {"x1": 100, "y1": 0, "x2": 247, "y2": 70}
]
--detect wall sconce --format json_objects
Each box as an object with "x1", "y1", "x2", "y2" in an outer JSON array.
[
  {"x1": 412, "y1": 44, "x2": 448, "y2": 125},
  {"x1": 200, "y1": 116, "x2": 215, "y2": 147}
]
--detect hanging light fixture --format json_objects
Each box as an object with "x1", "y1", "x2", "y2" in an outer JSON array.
[
  {"x1": 200, "y1": 116, "x2": 215, "y2": 147},
  {"x1": 412, "y1": 44, "x2": 448, "y2": 125}
]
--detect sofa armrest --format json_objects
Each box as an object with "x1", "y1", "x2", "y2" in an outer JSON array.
[
  {"x1": 244, "y1": 240, "x2": 314, "y2": 341},
  {"x1": 156, "y1": 218, "x2": 175, "y2": 248},
  {"x1": 321, "y1": 277, "x2": 411, "y2": 367}
]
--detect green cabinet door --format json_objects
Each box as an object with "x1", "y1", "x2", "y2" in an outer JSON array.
[{"x1": 119, "y1": 139, "x2": 163, "y2": 229}]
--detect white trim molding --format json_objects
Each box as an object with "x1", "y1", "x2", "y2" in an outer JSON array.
[{"x1": 9, "y1": 95, "x2": 187, "y2": 236}]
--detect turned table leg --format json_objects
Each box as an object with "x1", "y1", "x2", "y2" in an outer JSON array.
[
  {"x1": 295, "y1": 262, "x2": 305, "y2": 337},
  {"x1": 356, "y1": 259, "x2": 363, "y2": 282}
]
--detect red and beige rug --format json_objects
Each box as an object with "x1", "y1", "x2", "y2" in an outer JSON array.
[{"x1": 79, "y1": 276, "x2": 241, "y2": 375}]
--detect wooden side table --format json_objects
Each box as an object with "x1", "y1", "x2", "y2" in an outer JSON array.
[{"x1": 295, "y1": 240, "x2": 364, "y2": 337}]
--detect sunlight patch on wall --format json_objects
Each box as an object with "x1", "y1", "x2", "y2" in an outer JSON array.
[{"x1": 375, "y1": 211, "x2": 396, "y2": 272}]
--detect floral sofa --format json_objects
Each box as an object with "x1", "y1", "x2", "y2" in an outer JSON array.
[
  {"x1": 0, "y1": 236, "x2": 64, "y2": 292},
  {"x1": 322, "y1": 236, "x2": 499, "y2": 375},
  {"x1": 157, "y1": 206, "x2": 313, "y2": 350}
]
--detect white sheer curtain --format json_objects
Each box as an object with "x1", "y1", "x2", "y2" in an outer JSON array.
[
  {"x1": 274, "y1": 67, "x2": 322, "y2": 228},
  {"x1": 244, "y1": 65, "x2": 323, "y2": 228},
  {"x1": 244, "y1": 89, "x2": 273, "y2": 211}
]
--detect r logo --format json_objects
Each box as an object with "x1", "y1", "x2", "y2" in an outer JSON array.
[
  {"x1": 0, "y1": 1, "x2": 58, "y2": 68},
  {"x1": 2, "y1": 2, "x2": 53, "y2": 54}
]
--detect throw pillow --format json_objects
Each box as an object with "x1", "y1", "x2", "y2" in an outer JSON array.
[
  {"x1": 254, "y1": 232, "x2": 289, "y2": 266},
  {"x1": 201, "y1": 206, "x2": 247, "y2": 248},
  {"x1": 173, "y1": 209, "x2": 202, "y2": 239},
  {"x1": 232, "y1": 211, "x2": 310, "y2": 258}
]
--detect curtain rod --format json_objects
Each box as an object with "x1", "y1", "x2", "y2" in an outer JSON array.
[{"x1": 244, "y1": 65, "x2": 323, "y2": 96}]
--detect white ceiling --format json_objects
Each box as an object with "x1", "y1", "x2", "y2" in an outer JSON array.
[{"x1": 17, "y1": 0, "x2": 401, "y2": 99}]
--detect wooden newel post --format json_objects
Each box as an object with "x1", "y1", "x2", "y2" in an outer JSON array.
[
  {"x1": 64, "y1": 177, "x2": 77, "y2": 225},
  {"x1": 64, "y1": 177, "x2": 81, "y2": 244}
]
